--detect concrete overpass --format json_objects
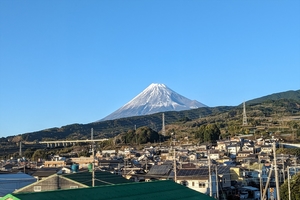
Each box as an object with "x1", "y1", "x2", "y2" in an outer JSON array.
[
  {"x1": 39, "y1": 139, "x2": 108, "y2": 148},
  {"x1": 282, "y1": 143, "x2": 300, "y2": 148}
]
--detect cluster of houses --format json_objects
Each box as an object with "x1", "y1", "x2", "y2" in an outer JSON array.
[{"x1": 0, "y1": 137, "x2": 299, "y2": 199}]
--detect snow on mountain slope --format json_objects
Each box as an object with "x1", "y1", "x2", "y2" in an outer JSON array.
[{"x1": 101, "y1": 83, "x2": 207, "y2": 121}]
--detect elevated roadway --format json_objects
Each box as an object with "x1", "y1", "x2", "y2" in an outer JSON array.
[
  {"x1": 281, "y1": 143, "x2": 300, "y2": 148},
  {"x1": 39, "y1": 139, "x2": 108, "y2": 148}
]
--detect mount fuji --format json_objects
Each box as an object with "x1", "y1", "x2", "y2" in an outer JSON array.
[{"x1": 101, "y1": 83, "x2": 207, "y2": 121}]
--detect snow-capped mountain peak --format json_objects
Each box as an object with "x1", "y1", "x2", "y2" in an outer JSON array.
[{"x1": 101, "y1": 83, "x2": 207, "y2": 121}]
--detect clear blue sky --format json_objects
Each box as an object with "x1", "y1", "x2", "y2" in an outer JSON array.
[{"x1": 1, "y1": 1, "x2": 299, "y2": 138}]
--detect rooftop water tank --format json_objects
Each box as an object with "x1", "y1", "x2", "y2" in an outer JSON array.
[
  {"x1": 88, "y1": 163, "x2": 93, "y2": 172},
  {"x1": 71, "y1": 164, "x2": 79, "y2": 173}
]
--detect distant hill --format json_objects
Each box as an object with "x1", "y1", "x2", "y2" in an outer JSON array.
[
  {"x1": 3, "y1": 89, "x2": 300, "y2": 143},
  {"x1": 15, "y1": 106, "x2": 232, "y2": 142},
  {"x1": 246, "y1": 89, "x2": 300, "y2": 105}
]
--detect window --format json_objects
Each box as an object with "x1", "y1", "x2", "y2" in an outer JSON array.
[
  {"x1": 223, "y1": 178, "x2": 226, "y2": 184},
  {"x1": 180, "y1": 181, "x2": 188, "y2": 186},
  {"x1": 192, "y1": 182, "x2": 195, "y2": 186},
  {"x1": 70, "y1": 186, "x2": 78, "y2": 189},
  {"x1": 199, "y1": 182, "x2": 206, "y2": 188},
  {"x1": 34, "y1": 186, "x2": 41, "y2": 192}
]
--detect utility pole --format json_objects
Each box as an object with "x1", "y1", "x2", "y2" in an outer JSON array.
[
  {"x1": 208, "y1": 150, "x2": 212, "y2": 197},
  {"x1": 259, "y1": 156, "x2": 263, "y2": 200},
  {"x1": 173, "y1": 148, "x2": 177, "y2": 182},
  {"x1": 91, "y1": 128, "x2": 95, "y2": 187},
  {"x1": 288, "y1": 166, "x2": 291, "y2": 200},
  {"x1": 282, "y1": 154, "x2": 285, "y2": 182},
  {"x1": 262, "y1": 167, "x2": 273, "y2": 200},
  {"x1": 273, "y1": 142, "x2": 280, "y2": 200},
  {"x1": 173, "y1": 132, "x2": 176, "y2": 182},
  {"x1": 215, "y1": 165, "x2": 219, "y2": 199}
]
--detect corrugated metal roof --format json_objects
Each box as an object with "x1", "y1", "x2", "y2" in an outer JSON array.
[
  {"x1": 0, "y1": 173, "x2": 33, "y2": 179},
  {"x1": 0, "y1": 173, "x2": 37, "y2": 197},
  {"x1": 13, "y1": 180, "x2": 215, "y2": 200}
]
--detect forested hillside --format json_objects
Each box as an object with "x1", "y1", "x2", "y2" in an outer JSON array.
[{"x1": 1, "y1": 89, "x2": 300, "y2": 143}]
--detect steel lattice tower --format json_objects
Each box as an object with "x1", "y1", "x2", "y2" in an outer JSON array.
[
  {"x1": 162, "y1": 113, "x2": 165, "y2": 136},
  {"x1": 243, "y1": 102, "x2": 248, "y2": 126}
]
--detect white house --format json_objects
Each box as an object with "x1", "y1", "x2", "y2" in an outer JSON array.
[
  {"x1": 210, "y1": 151, "x2": 220, "y2": 160},
  {"x1": 242, "y1": 145, "x2": 255, "y2": 153},
  {"x1": 227, "y1": 145, "x2": 239, "y2": 158},
  {"x1": 175, "y1": 166, "x2": 231, "y2": 199},
  {"x1": 216, "y1": 141, "x2": 227, "y2": 151}
]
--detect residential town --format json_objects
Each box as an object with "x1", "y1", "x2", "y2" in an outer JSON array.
[{"x1": 0, "y1": 136, "x2": 299, "y2": 200}]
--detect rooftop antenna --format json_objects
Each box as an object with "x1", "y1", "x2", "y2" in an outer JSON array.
[{"x1": 242, "y1": 102, "x2": 248, "y2": 126}]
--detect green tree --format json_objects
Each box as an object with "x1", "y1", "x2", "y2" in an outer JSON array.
[
  {"x1": 276, "y1": 148, "x2": 300, "y2": 157},
  {"x1": 23, "y1": 148, "x2": 35, "y2": 159},
  {"x1": 195, "y1": 124, "x2": 220, "y2": 143},
  {"x1": 122, "y1": 130, "x2": 135, "y2": 144},
  {"x1": 78, "y1": 149, "x2": 89, "y2": 157},
  {"x1": 31, "y1": 149, "x2": 47, "y2": 161},
  {"x1": 136, "y1": 126, "x2": 159, "y2": 144},
  {"x1": 120, "y1": 127, "x2": 159, "y2": 145},
  {"x1": 280, "y1": 172, "x2": 300, "y2": 200},
  {"x1": 194, "y1": 125, "x2": 206, "y2": 141}
]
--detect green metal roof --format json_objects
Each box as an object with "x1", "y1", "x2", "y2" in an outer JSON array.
[
  {"x1": 62, "y1": 170, "x2": 132, "y2": 186},
  {"x1": 13, "y1": 180, "x2": 215, "y2": 200},
  {"x1": 0, "y1": 194, "x2": 20, "y2": 200}
]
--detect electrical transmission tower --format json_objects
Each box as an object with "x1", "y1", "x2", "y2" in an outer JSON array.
[
  {"x1": 162, "y1": 113, "x2": 165, "y2": 136},
  {"x1": 242, "y1": 102, "x2": 248, "y2": 126}
]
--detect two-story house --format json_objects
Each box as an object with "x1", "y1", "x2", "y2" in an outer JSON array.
[
  {"x1": 236, "y1": 151, "x2": 253, "y2": 162},
  {"x1": 227, "y1": 144, "x2": 239, "y2": 158},
  {"x1": 242, "y1": 144, "x2": 255, "y2": 153},
  {"x1": 216, "y1": 141, "x2": 227, "y2": 151},
  {"x1": 260, "y1": 145, "x2": 273, "y2": 154},
  {"x1": 175, "y1": 166, "x2": 231, "y2": 199}
]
